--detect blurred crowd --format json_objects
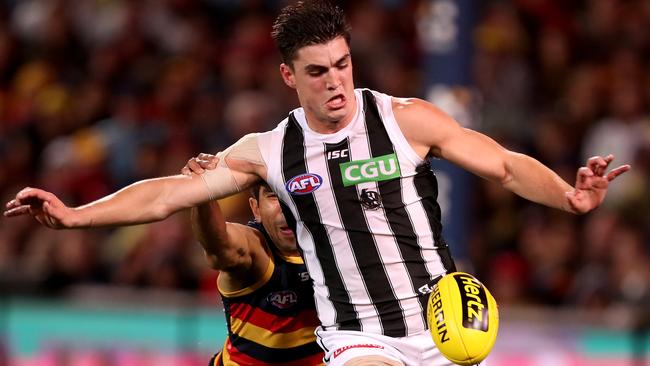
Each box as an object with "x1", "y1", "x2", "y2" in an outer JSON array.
[{"x1": 0, "y1": 0, "x2": 648, "y2": 317}]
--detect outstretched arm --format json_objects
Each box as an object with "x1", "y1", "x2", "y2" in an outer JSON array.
[
  {"x1": 4, "y1": 174, "x2": 227, "y2": 228},
  {"x1": 4, "y1": 134, "x2": 266, "y2": 228},
  {"x1": 394, "y1": 98, "x2": 630, "y2": 214}
]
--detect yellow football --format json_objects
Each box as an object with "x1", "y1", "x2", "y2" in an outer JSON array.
[{"x1": 427, "y1": 272, "x2": 499, "y2": 366}]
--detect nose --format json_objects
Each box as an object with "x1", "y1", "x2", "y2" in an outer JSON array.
[{"x1": 325, "y1": 70, "x2": 341, "y2": 91}]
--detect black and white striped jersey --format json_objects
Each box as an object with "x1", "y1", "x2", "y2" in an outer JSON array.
[{"x1": 257, "y1": 89, "x2": 455, "y2": 337}]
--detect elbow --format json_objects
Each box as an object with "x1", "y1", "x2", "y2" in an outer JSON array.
[
  {"x1": 148, "y1": 204, "x2": 175, "y2": 222},
  {"x1": 499, "y1": 169, "x2": 514, "y2": 187},
  {"x1": 206, "y1": 247, "x2": 249, "y2": 272},
  {"x1": 499, "y1": 151, "x2": 519, "y2": 187}
]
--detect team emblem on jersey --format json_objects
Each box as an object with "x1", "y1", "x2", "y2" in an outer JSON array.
[
  {"x1": 360, "y1": 189, "x2": 382, "y2": 210},
  {"x1": 339, "y1": 153, "x2": 401, "y2": 187},
  {"x1": 285, "y1": 173, "x2": 323, "y2": 195},
  {"x1": 267, "y1": 290, "x2": 298, "y2": 309}
]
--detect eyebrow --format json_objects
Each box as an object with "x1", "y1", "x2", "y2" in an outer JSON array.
[{"x1": 303, "y1": 53, "x2": 351, "y2": 72}]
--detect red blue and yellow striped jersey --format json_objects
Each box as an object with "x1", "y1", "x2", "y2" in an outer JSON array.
[{"x1": 211, "y1": 222, "x2": 324, "y2": 366}]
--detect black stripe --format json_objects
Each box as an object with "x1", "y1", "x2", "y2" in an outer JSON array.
[
  {"x1": 325, "y1": 138, "x2": 404, "y2": 335},
  {"x1": 281, "y1": 114, "x2": 360, "y2": 330},
  {"x1": 362, "y1": 90, "x2": 434, "y2": 331},
  {"x1": 413, "y1": 161, "x2": 456, "y2": 273},
  {"x1": 279, "y1": 200, "x2": 307, "y2": 260},
  {"x1": 229, "y1": 333, "x2": 323, "y2": 363}
]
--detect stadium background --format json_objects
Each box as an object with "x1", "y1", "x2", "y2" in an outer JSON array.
[{"x1": 0, "y1": 0, "x2": 648, "y2": 365}]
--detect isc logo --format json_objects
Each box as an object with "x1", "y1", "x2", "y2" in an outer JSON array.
[
  {"x1": 285, "y1": 173, "x2": 323, "y2": 195},
  {"x1": 327, "y1": 149, "x2": 349, "y2": 160}
]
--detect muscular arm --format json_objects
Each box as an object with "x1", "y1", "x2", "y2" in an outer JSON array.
[
  {"x1": 393, "y1": 98, "x2": 628, "y2": 214},
  {"x1": 191, "y1": 200, "x2": 267, "y2": 273},
  {"x1": 4, "y1": 134, "x2": 267, "y2": 228}
]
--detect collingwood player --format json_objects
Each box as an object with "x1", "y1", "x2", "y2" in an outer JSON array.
[{"x1": 5, "y1": 1, "x2": 630, "y2": 365}]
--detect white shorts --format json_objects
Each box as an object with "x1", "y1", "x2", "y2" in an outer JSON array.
[{"x1": 315, "y1": 326, "x2": 487, "y2": 366}]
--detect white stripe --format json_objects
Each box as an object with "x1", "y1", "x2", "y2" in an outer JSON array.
[{"x1": 258, "y1": 89, "x2": 448, "y2": 336}]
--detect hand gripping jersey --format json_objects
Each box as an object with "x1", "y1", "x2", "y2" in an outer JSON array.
[
  {"x1": 257, "y1": 89, "x2": 456, "y2": 338},
  {"x1": 211, "y1": 221, "x2": 324, "y2": 366}
]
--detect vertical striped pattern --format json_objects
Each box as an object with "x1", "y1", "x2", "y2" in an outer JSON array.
[
  {"x1": 413, "y1": 162, "x2": 457, "y2": 273},
  {"x1": 324, "y1": 138, "x2": 406, "y2": 336},
  {"x1": 270, "y1": 88, "x2": 455, "y2": 337},
  {"x1": 281, "y1": 116, "x2": 360, "y2": 330},
  {"x1": 362, "y1": 90, "x2": 439, "y2": 327}
]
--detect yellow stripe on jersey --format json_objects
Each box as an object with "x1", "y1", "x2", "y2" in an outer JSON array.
[
  {"x1": 219, "y1": 344, "x2": 231, "y2": 365},
  {"x1": 278, "y1": 254, "x2": 304, "y2": 264},
  {"x1": 229, "y1": 317, "x2": 317, "y2": 348},
  {"x1": 218, "y1": 256, "x2": 275, "y2": 298}
]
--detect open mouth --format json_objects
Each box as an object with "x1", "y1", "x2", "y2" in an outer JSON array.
[
  {"x1": 280, "y1": 226, "x2": 293, "y2": 235},
  {"x1": 326, "y1": 94, "x2": 346, "y2": 109}
]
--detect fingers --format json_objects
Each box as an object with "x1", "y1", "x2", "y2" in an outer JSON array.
[
  {"x1": 183, "y1": 154, "x2": 218, "y2": 175},
  {"x1": 181, "y1": 158, "x2": 194, "y2": 175},
  {"x1": 606, "y1": 164, "x2": 631, "y2": 181},
  {"x1": 197, "y1": 153, "x2": 214, "y2": 160},
  {"x1": 16, "y1": 187, "x2": 52, "y2": 203},
  {"x1": 197, "y1": 153, "x2": 219, "y2": 169},
  {"x1": 3, "y1": 204, "x2": 33, "y2": 217},
  {"x1": 187, "y1": 158, "x2": 205, "y2": 174},
  {"x1": 586, "y1": 155, "x2": 612, "y2": 177},
  {"x1": 576, "y1": 167, "x2": 594, "y2": 186},
  {"x1": 4, "y1": 187, "x2": 50, "y2": 217}
]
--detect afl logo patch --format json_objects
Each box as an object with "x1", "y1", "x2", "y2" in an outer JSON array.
[
  {"x1": 267, "y1": 290, "x2": 298, "y2": 309},
  {"x1": 285, "y1": 173, "x2": 323, "y2": 195}
]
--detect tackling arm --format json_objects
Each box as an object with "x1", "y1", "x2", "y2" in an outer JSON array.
[{"x1": 191, "y1": 200, "x2": 267, "y2": 272}]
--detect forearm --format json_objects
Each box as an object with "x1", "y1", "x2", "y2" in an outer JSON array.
[
  {"x1": 191, "y1": 201, "x2": 228, "y2": 256},
  {"x1": 72, "y1": 175, "x2": 209, "y2": 228},
  {"x1": 502, "y1": 152, "x2": 575, "y2": 213},
  {"x1": 191, "y1": 202, "x2": 254, "y2": 271}
]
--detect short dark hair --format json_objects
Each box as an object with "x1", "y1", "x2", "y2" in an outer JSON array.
[
  {"x1": 249, "y1": 182, "x2": 271, "y2": 200},
  {"x1": 271, "y1": 0, "x2": 351, "y2": 66}
]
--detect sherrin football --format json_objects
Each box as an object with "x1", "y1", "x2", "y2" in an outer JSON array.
[{"x1": 427, "y1": 272, "x2": 499, "y2": 366}]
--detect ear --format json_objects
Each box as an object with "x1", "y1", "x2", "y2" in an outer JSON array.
[
  {"x1": 249, "y1": 197, "x2": 261, "y2": 222},
  {"x1": 280, "y1": 63, "x2": 296, "y2": 89}
]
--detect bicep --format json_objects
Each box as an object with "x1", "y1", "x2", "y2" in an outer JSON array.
[
  {"x1": 437, "y1": 127, "x2": 512, "y2": 183},
  {"x1": 396, "y1": 98, "x2": 510, "y2": 183}
]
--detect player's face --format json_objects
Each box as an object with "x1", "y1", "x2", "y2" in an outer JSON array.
[
  {"x1": 250, "y1": 186, "x2": 297, "y2": 254},
  {"x1": 280, "y1": 36, "x2": 356, "y2": 131}
]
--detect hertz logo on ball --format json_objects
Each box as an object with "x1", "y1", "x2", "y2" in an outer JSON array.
[
  {"x1": 455, "y1": 273, "x2": 489, "y2": 332},
  {"x1": 427, "y1": 272, "x2": 499, "y2": 366}
]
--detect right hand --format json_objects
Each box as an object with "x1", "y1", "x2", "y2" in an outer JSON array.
[
  {"x1": 181, "y1": 153, "x2": 220, "y2": 175},
  {"x1": 4, "y1": 187, "x2": 75, "y2": 229}
]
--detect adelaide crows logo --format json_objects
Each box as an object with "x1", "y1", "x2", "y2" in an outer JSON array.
[{"x1": 360, "y1": 189, "x2": 382, "y2": 210}]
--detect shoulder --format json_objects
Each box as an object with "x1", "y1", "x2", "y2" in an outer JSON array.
[
  {"x1": 391, "y1": 97, "x2": 453, "y2": 122},
  {"x1": 389, "y1": 97, "x2": 462, "y2": 158}
]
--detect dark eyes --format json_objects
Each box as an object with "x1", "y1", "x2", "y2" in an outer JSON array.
[{"x1": 307, "y1": 63, "x2": 348, "y2": 77}]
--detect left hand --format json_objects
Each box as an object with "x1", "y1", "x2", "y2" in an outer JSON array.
[{"x1": 566, "y1": 154, "x2": 630, "y2": 214}]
